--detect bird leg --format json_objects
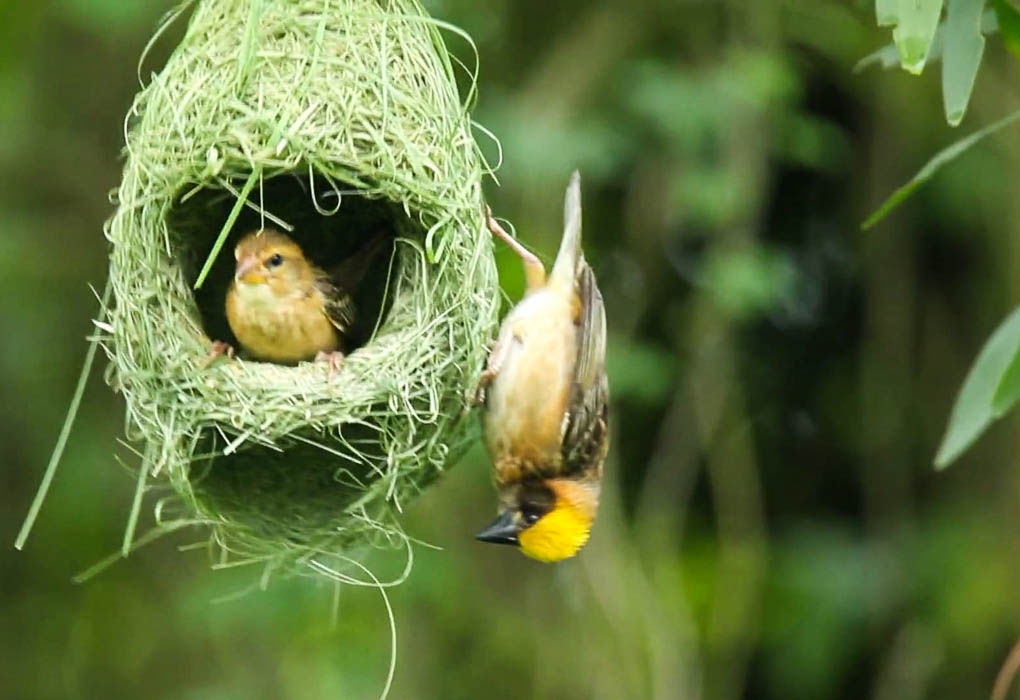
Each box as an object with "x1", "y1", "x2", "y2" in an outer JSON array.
[
  {"x1": 473, "y1": 335, "x2": 512, "y2": 406},
  {"x1": 316, "y1": 350, "x2": 345, "y2": 382},
  {"x1": 204, "y1": 340, "x2": 236, "y2": 367},
  {"x1": 484, "y1": 206, "x2": 547, "y2": 291},
  {"x1": 474, "y1": 368, "x2": 495, "y2": 407}
]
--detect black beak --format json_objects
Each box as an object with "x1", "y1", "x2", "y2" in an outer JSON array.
[{"x1": 475, "y1": 511, "x2": 520, "y2": 546}]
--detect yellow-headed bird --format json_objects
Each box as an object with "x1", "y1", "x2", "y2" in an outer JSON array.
[
  {"x1": 214, "y1": 228, "x2": 384, "y2": 374},
  {"x1": 476, "y1": 171, "x2": 609, "y2": 563}
]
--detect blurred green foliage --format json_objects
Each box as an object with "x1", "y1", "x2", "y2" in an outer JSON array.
[{"x1": 5, "y1": 1, "x2": 1020, "y2": 699}]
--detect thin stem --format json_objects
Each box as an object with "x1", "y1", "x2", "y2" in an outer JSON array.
[{"x1": 16, "y1": 281, "x2": 112, "y2": 550}]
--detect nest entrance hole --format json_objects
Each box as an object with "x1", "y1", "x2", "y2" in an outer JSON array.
[{"x1": 168, "y1": 173, "x2": 408, "y2": 355}]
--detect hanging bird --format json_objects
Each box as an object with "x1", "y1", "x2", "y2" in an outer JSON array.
[
  {"x1": 211, "y1": 228, "x2": 386, "y2": 375},
  {"x1": 475, "y1": 171, "x2": 609, "y2": 563}
]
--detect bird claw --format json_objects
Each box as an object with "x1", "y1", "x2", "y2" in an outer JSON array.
[
  {"x1": 204, "y1": 340, "x2": 235, "y2": 367},
  {"x1": 473, "y1": 368, "x2": 496, "y2": 407},
  {"x1": 472, "y1": 334, "x2": 509, "y2": 407},
  {"x1": 459, "y1": 369, "x2": 491, "y2": 419},
  {"x1": 316, "y1": 350, "x2": 345, "y2": 382}
]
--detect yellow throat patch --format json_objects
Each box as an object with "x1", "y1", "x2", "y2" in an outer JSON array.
[{"x1": 517, "y1": 501, "x2": 592, "y2": 563}]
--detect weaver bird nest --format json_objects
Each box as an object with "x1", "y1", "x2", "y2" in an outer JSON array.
[{"x1": 98, "y1": 0, "x2": 498, "y2": 575}]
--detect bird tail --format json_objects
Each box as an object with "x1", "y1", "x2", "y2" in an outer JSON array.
[{"x1": 550, "y1": 170, "x2": 583, "y2": 291}]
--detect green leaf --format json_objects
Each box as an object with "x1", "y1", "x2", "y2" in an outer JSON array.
[
  {"x1": 994, "y1": 0, "x2": 1020, "y2": 58},
  {"x1": 893, "y1": 0, "x2": 945, "y2": 73},
  {"x1": 942, "y1": 0, "x2": 986, "y2": 126},
  {"x1": 855, "y1": 40, "x2": 915, "y2": 73},
  {"x1": 856, "y1": 9, "x2": 997, "y2": 73},
  {"x1": 877, "y1": 0, "x2": 899, "y2": 26},
  {"x1": 993, "y1": 346, "x2": 1020, "y2": 416},
  {"x1": 862, "y1": 108, "x2": 1020, "y2": 229},
  {"x1": 935, "y1": 307, "x2": 1020, "y2": 469}
]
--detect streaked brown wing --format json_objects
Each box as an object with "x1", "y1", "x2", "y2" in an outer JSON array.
[
  {"x1": 318, "y1": 233, "x2": 391, "y2": 338},
  {"x1": 560, "y1": 261, "x2": 609, "y2": 477},
  {"x1": 315, "y1": 276, "x2": 355, "y2": 334}
]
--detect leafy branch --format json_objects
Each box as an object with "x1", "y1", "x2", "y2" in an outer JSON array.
[{"x1": 859, "y1": 0, "x2": 1020, "y2": 470}]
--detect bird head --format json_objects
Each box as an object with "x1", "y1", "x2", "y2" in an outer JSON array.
[
  {"x1": 232, "y1": 229, "x2": 314, "y2": 298},
  {"x1": 475, "y1": 477, "x2": 599, "y2": 563}
]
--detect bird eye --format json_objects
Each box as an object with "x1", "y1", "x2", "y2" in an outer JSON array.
[
  {"x1": 522, "y1": 510, "x2": 541, "y2": 525},
  {"x1": 267, "y1": 253, "x2": 284, "y2": 268}
]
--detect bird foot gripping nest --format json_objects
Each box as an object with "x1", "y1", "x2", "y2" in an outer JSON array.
[
  {"x1": 206, "y1": 340, "x2": 236, "y2": 365},
  {"x1": 314, "y1": 350, "x2": 346, "y2": 382}
]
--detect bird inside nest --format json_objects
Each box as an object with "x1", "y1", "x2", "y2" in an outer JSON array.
[{"x1": 208, "y1": 227, "x2": 389, "y2": 378}]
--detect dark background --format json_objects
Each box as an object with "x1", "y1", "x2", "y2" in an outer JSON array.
[{"x1": 4, "y1": 1, "x2": 1020, "y2": 698}]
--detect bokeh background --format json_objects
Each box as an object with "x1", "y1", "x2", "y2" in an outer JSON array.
[{"x1": 5, "y1": 1, "x2": 1020, "y2": 698}]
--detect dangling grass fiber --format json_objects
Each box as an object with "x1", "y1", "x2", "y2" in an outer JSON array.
[{"x1": 42, "y1": 0, "x2": 500, "y2": 581}]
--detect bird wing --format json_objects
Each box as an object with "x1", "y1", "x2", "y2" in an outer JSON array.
[
  {"x1": 315, "y1": 275, "x2": 356, "y2": 334},
  {"x1": 316, "y1": 233, "x2": 391, "y2": 336},
  {"x1": 560, "y1": 261, "x2": 609, "y2": 478}
]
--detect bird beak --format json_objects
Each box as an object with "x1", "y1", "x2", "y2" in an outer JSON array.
[
  {"x1": 475, "y1": 510, "x2": 520, "y2": 546},
  {"x1": 234, "y1": 255, "x2": 264, "y2": 285}
]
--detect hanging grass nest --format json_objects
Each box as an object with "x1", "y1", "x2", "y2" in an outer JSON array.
[{"x1": 99, "y1": 0, "x2": 499, "y2": 576}]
